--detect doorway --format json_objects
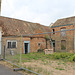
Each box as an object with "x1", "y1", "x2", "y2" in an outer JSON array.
[
  {"x1": 24, "y1": 43, "x2": 28, "y2": 54},
  {"x1": 52, "y1": 40, "x2": 55, "y2": 52},
  {"x1": 24, "y1": 41, "x2": 30, "y2": 54}
]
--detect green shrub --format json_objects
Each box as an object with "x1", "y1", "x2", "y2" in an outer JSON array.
[
  {"x1": 56, "y1": 50, "x2": 61, "y2": 52},
  {"x1": 60, "y1": 53, "x2": 68, "y2": 58},
  {"x1": 53, "y1": 52, "x2": 74, "y2": 59},
  {"x1": 69, "y1": 54, "x2": 75, "y2": 62},
  {"x1": 45, "y1": 35, "x2": 49, "y2": 40},
  {"x1": 37, "y1": 49, "x2": 44, "y2": 52},
  {"x1": 61, "y1": 45, "x2": 66, "y2": 50},
  {"x1": 53, "y1": 53, "x2": 61, "y2": 59}
]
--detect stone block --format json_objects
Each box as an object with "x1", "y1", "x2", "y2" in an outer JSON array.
[{"x1": 44, "y1": 49, "x2": 53, "y2": 54}]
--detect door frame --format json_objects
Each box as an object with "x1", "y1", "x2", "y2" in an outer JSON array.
[
  {"x1": 24, "y1": 41, "x2": 30, "y2": 54},
  {"x1": 52, "y1": 40, "x2": 55, "y2": 52}
]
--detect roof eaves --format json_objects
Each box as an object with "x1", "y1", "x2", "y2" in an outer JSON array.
[{"x1": 51, "y1": 24, "x2": 73, "y2": 28}]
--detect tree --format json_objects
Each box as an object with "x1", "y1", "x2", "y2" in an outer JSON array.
[{"x1": 45, "y1": 35, "x2": 49, "y2": 49}]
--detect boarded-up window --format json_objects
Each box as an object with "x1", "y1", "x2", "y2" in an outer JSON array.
[
  {"x1": 61, "y1": 40, "x2": 66, "y2": 50},
  {"x1": 61, "y1": 28, "x2": 66, "y2": 36}
]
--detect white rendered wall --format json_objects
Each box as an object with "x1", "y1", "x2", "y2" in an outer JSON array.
[{"x1": 0, "y1": 28, "x2": 2, "y2": 55}]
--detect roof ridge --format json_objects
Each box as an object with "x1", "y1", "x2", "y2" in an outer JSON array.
[
  {"x1": 0, "y1": 16, "x2": 46, "y2": 26},
  {"x1": 58, "y1": 16, "x2": 75, "y2": 20}
]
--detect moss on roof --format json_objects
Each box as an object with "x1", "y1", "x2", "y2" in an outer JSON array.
[{"x1": 0, "y1": 16, "x2": 50, "y2": 37}]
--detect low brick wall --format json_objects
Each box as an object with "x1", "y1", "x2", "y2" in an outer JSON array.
[{"x1": 44, "y1": 49, "x2": 53, "y2": 54}]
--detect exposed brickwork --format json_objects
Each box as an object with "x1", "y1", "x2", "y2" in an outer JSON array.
[
  {"x1": 2, "y1": 36, "x2": 50, "y2": 55},
  {"x1": 51, "y1": 17, "x2": 75, "y2": 53},
  {"x1": 0, "y1": 16, "x2": 51, "y2": 55}
]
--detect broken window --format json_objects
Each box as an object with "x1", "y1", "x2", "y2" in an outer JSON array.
[
  {"x1": 7, "y1": 40, "x2": 17, "y2": 48},
  {"x1": 61, "y1": 28, "x2": 66, "y2": 36},
  {"x1": 52, "y1": 29, "x2": 55, "y2": 34},
  {"x1": 61, "y1": 40, "x2": 66, "y2": 50},
  {"x1": 38, "y1": 43, "x2": 41, "y2": 46}
]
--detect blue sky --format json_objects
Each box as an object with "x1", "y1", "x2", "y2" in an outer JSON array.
[{"x1": 1, "y1": 0, "x2": 75, "y2": 26}]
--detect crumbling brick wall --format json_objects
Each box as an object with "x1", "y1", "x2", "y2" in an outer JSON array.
[
  {"x1": 2, "y1": 36, "x2": 51, "y2": 55},
  {"x1": 51, "y1": 24, "x2": 74, "y2": 52}
]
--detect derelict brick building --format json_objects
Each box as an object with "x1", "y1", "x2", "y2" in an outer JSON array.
[
  {"x1": 51, "y1": 16, "x2": 75, "y2": 53},
  {"x1": 0, "y1": 16, "x2": 51, "y2": 55}
]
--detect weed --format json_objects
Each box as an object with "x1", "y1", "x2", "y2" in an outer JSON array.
[
  {"x1": 57, "y1": 63, "x2": 61, "y2": 65},
  {"x1": 37, "y1": 67, "x2": 42, "y2": 73},
  {"x1": 55, "y1": 67, "x2": 65, "y2": 70},
  {"x1": 69, "y1": 54, "x2": 75, "y2": 62}
]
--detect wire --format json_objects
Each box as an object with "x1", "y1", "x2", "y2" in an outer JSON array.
[{"x1": 2, "y1": 28, "x2": 75, "y2": 37}]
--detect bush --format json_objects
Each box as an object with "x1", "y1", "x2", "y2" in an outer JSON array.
[
  {"x1": 60, "y1": 53, "x2": 69, "y2": 58},
  {"x1": 53, "y1": 53, "x2": 61, "y2": 59},
  {"x1": 37, "y1": 49, "x2": 43, "y2": 52},
  {"x1": 69, "y1": 54, "x2": 75, "y2": 62},
  {"x1": 53, "y1": 52, "x2": 74, "y2": 60},
  {"x1": 61, "y1": 45, "x2": 66, "y2": 50}
]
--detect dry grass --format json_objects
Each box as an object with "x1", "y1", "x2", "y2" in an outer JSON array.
[
  {"x1": 0, "y1": 61, "x2": 35, "y2": 75},
  {"x1": 2, "y1": 52, "x2": 75, "y2": 75},
  {"x1": 22, "y1": 59, "x2": 75, "y2": 75}
]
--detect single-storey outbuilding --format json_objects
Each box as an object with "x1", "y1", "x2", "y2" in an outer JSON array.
[{"x1": 0, "y1": 16, "x2": 51, "y2": 55}]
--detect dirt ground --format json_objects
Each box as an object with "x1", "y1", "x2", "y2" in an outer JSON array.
[
  {"x1": 0, "y1": 61, "x2": 34, "y2": 75},
  {"x1": 0, "y1": 60, "x2": 75, "y2": 75},
  {"x1": 22, "y1": 60, "x2": 75, "y2": 75}
]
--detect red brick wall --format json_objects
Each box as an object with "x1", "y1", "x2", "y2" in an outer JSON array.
[
  {"x1": 51, "y1": 24, "x2": 74, "y2": 52},
  {"x1": 2, "y1": 36, "x2": 51, "y2": 54}
]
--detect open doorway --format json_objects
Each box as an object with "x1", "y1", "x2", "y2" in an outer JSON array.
[
  {"x1": 52, "y1": 40, "x2": 55, "y2": 52},
  {"x1": 24, "y1": 41, "x2": 30, "y2": 54},
  {"x1": 24, "y1": 43, "x2": 28, "y2": 54}
]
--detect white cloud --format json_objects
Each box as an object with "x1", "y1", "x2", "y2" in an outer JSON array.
[
  {"x1": 1, "y1": 0, "x2": 15, "y2": 15},
  {"x1": 1, "y1": 0, "x2": 75, "y2": 26}
]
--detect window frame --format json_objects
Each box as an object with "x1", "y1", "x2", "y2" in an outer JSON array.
[
  {"x1": 61, "y1": 40, "x2": 66, "y2": 50},
  {"x1": 52, "y1": 29, "x2": 55, "y2": 34},
  {"x1": 7, "y1": 40, "x2": 17, "y2": 49},
  {"x1": 38, "y1": 43, "x2": 41, "y2": 46},
  {"x1": 61, "y1": 27, "x2": 66, "y2": 37}
]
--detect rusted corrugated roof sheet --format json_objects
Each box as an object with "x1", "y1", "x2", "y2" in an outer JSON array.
[{"x1": 0, "y1": 16, "x2": 50, "y2": 37}]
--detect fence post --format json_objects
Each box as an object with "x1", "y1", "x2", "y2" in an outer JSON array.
[
  {"x1": 1, "y1": 37, "x2": 2, "y2": 59},
  {"x1": 3, "y1": 45, "x2": 5, "y2": 59},
  {"x1": 19, "y1": 35, "x2": 23, "y2": 66}
]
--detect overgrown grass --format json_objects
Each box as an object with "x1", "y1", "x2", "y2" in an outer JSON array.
[
  {"x1": 5, "y1": 52, "x2": 75, "y2": 75},
  {"x1": 5, "y1": 52, "x2": 75, "y2": 63},
  {"x1": 53, "y1": 52, "x2": 75, "y2": 62},
  {"x1": 22, "y1": 52, "x2": 75, "y2": 62}
]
